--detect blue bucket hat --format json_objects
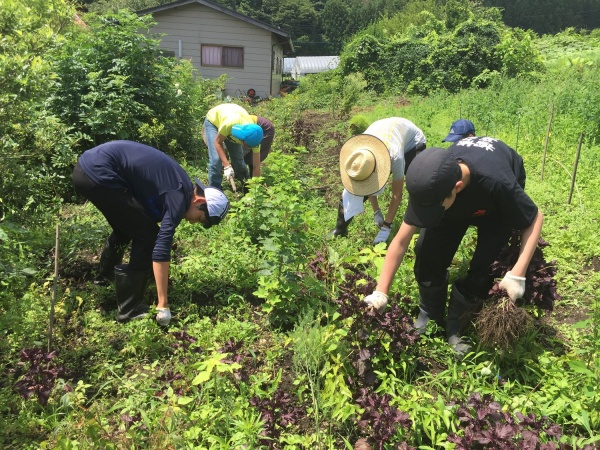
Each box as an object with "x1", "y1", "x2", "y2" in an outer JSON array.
[
  {"x1": 231, "y1": 123, "x2": 263, "y2": 147},
  {"x1": 442, "y1": 119, "x2": 476, "y2": 143}
]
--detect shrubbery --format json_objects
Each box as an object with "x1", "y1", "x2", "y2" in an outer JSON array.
[
  {"x1": 340, "y1": 15, "x2": 543, "y2": 95},
  {"x1": 0, "y1": 6, "x2": 222, "y2": 217}
]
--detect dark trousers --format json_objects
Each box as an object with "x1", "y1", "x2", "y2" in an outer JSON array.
[
  {"x1": 72, "y1": 163, "x2": 158, "y2": 272},
  {"x1": 413, "y1": 216, "x2": 512, "y2": 298}
]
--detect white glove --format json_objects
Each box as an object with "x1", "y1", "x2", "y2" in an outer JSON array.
[
  {"x1": 373, "y1": 209, "x2": 384, "y2": 228},
  {"x1": 156, "y1": 308, "x2": 171, "y2": 326},
  {"x1": 223, "y1": 165, "x2": 235, "y2": 180},
  {"x1": 363, "y1": 290, "x2": 388, "y2": 311},
  {"x1": 499, "y1": 271, "x2": 526, "y2": 300},
  {"x1": 373, "y1": 226, "x2": 391, "y2": 245}
]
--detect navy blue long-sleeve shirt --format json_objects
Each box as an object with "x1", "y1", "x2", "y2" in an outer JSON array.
[{"x1": 78, "y1": 141, "x2": 193, "y2": 262}]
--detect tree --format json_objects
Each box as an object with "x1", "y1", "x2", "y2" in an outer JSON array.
[
  {"x1": 0, "y1": 0, "x2": 77, "y2": 214},
  {"x1": 320, "y1": 0, "x2": 351, "y2": 53},
  {"x1": 48, "y1": 10, "x2": 216, "y2": 157}
]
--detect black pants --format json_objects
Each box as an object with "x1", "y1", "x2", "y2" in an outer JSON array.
[
  {"x1": 404, "y1": 142, "x2": 427, "y2": 174},
  {"x1": 413, "y1": 216, "x2": 512, "y2": 298},
  {"x1": 72, "y1": 162, "x2": 158, "y2": 272}
]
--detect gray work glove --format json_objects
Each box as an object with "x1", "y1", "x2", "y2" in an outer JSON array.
[
  {"x1": 223, "y1": 165, "x2": 235, "y2": 180},
  {"x1": 156, "y1": 307, "x2": 171, "y2": 326},
  {"x1": 499, "y1": 271, "x2": 526, "y2": 300},
  {"x1": 363, "y1": 290, "x2": 388, "y2": 312},
  {"x1": 373, "y1": 226, "x2": 391, "y2": 245},
  {"x1": 373, "y1": 209, "x2": 384, "y2": 228}
]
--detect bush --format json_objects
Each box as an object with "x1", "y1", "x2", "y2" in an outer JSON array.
[
  {"x1": 348, "y1": 115, "x2": 370, "y2": 135},
  {"x1": 48, "y1": 10, "x2": 222, "y2": 159}
]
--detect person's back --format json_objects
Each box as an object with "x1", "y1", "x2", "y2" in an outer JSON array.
[
  {"x1": 444, "y1": 137, "x2": 534, "y2": 229},
  {"x1": 79, "y1": 140, "x2": 192, "y2": 223}
]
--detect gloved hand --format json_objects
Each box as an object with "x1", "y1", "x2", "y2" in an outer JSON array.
[
  {"x1": 373, "y1": 209, "x2": 384, "y2": 228},
  {"x1": 499, "y1": 271, "x2": 526, "y2": 300},
  {"x1": 363, "y1": 290, "x2": 388, "y2": 312},
  {"x1": 223, "y1": 165, "x2": 235, "y2": 180},
  {"x1": 373, "y1": 226, "x2": 391, "y2": 245},
  {"x1": 156, "y1": 307, "x2": 171, "y2": 326}
]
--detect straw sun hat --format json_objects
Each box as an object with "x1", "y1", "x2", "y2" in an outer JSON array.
[{"x1": 339, "y1": 134, "x2": 391, "y2": 196}]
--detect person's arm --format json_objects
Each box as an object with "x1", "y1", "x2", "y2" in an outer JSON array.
[
  {"x1": 375, "y1": 221, "x2": 417, "y2": 294},
  {"x1": 384, "y1": 178, "x2": 405, "y2": 225},
  {"x1": 252, "y1": 150, "x2": 261, "y2": 177},
  {"x1": 510, "y1": 209, "x2": 544, "y2": 277},
  {"x1": 214, "y1": 134, "x2": 231, "y2": 168},
  {"x1": 369, "y1": 195, "x2": 380, "y2": 213},
  {"x1": 153, "y1": 261, "x2": 170, "y2": 309}
]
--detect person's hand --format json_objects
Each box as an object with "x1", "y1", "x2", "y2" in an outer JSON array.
[
  {"x1": 363, "y1": 290, "x2": 388, "y2": 312},
  {"x1": 223, "y1": 165, "x2": 235, "y2": 180},
  {"x1": 373, "y1": 209, "x2": 384, "y2": 227},
  {"x1": 156, "y1": 307, "x2": 171, "y2": 326},
  {"x1": 373, "y1": 226, "x2": 391, "y2": 245},
  {"x1": 499, "y1": 272, "x2": 526, "y2": 300}
]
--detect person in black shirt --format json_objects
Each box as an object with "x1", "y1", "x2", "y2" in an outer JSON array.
[
  {"x1": 72, "y1": 141, "x2": 230, "y2": 326},
  {"x1": 362, "y1": 139, "x2": 544, "y2": 355}
]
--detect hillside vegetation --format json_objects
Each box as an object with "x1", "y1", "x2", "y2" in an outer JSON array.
[{"x1": 0, "y1": 1, "x2": 599, "y2": 448}]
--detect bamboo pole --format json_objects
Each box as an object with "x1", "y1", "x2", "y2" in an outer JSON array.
[
  {"x1": 48, "y1": 224, "x2": 59, "y2": 352},
  {"x1": 567, "y1": 132, "x2": 584, "y2": 205},
  {"x1": 541, "y1": 104, "x2": 554, "y2": 181}
]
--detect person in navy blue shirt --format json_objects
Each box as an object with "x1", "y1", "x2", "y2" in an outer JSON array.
[{"x1": 72, "y1": 141, "x2": 230, "y2": 325}]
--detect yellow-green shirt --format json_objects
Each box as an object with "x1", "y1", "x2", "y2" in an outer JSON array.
[{"x1": 206, "y1": 104, "x2": 260, "y2": 152}]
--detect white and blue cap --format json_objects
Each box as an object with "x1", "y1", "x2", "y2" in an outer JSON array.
[
  {"x1": 231, "y1": 123, "x2": 263, "y2": 147},
  {"x1": 194, "y1": 178, "x2": 230, "y2": 227}
]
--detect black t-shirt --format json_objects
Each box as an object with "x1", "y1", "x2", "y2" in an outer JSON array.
[{"x1": 443, "y1": 137, "x2": 538, "y2": 230}]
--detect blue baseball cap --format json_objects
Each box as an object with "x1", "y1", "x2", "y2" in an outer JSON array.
[
  {"x1": 442, "y1": 119, "x2": 475, "y2": 143},
  {"x1": 232, "y1": 123, "x2": 263, "y2": 147}
]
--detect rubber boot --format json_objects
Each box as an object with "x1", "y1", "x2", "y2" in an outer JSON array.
[
  {"x1": 414, "y1": 281, "x2": 448, "y2": 334},
  {"x1": 446, "y1": 282, "x2": 475, "y2": 357},
  {"x1": 328, "y1": 201, "x2": 352, "y2": 238},
  {"x1": 115, "y1": 265, "x2": 150, "y2": 323},
  {"x1": 94, "y1": 235, "x2": 127, "y2": 286}
]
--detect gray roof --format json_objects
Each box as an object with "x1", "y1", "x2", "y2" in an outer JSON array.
[{"x1": 137, "y1": 0, "x2": 293, "y2": 52}]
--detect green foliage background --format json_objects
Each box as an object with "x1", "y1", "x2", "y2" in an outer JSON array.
[{"x1": 0, "y1": 0, "x2": 599, "y2": 448}]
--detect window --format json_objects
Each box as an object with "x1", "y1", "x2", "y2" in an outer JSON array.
[{"x1": 201, "y1": 45, "x2": 243, "y2": 68}]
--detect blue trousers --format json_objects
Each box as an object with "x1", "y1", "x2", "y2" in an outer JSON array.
[{"x1": 204, "y1": 118, "x2": 249, "y2": 187}]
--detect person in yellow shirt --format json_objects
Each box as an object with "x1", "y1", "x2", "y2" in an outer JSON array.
[{"x1": 204, "y1": 103, "x2": 274, "y2": 187}]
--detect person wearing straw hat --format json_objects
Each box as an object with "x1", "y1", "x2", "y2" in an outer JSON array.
[
  {"x1": 330, "y1": 117, "x2": 427, "y2": 245},
  {"x1": 362, "y1": 141, "x2": 543, "y2": 356},
  {"x1": 72, "y1": 141, "x2": 230, "y2": 326},
  {"x1": 203, "y1": 103, "x2": 274, "y2": 189}
]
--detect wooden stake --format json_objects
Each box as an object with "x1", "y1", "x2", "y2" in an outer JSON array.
[
  {"x1": 567, "y1": 132, "x2": 584, "y2": 205},
  {"x1": 48, "y1": 223, "x2": 59, "y2": 352},
  {"x1": 228, "y1": 175, "x2": 238, "y2": 199},
  {"x1": 541, "y1": 104, "x2": 554, "y2": 181}
]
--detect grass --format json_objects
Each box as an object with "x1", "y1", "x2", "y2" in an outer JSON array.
[{"x1": 1, "y1": 44, "x2": 600, "y2": 449}]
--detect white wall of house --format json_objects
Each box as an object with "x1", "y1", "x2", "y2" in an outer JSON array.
[{"x1": 146, "y1": 3, "x2": 283, "y2": 98}]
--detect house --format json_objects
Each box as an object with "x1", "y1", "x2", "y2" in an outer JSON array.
[
  {"x1": 137, "y1": 0, "x2": 293, "y2": 98},
  {"x1": 290, "y1": 56, "x2": 339, "y2": 80}
]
